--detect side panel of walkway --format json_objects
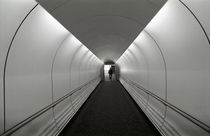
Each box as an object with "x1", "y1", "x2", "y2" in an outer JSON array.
[{"x1": 59, "y1": 81, "x2": 161, "y2": 136}]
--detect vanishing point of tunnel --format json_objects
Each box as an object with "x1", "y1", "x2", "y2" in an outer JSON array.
[{"x1": 0, "y1": 0, "x2": 210, "y2": 136}]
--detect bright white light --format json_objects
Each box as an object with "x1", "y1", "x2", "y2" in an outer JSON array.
[{"x1": 104, "y1": 65, "x2": 111, "y2": 71}]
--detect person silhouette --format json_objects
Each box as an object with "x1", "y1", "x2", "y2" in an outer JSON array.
[{"x1": 108, "y1": 68, "x2": 113, "y2": 80}]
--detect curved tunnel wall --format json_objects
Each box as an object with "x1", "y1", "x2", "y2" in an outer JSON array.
[
  {"x1": 117, "y1": 0, "x2": 210, "y2": 136},
  {"x1": 0, "y1": 0, "x2": 102, "y2": 135}
]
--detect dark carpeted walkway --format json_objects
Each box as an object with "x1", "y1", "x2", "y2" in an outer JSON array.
[{"x1": 59, "y1": 81, "x2": 161, "y2": 136}]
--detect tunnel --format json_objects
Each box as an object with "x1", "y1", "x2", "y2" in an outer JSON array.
[{"x1": 0, "y1": 0, "x2": 210, "y2": 136}]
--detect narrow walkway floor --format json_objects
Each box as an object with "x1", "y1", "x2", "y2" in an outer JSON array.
[{"x1": 59, "y1": 81, "x2": 161, "y2": 136}]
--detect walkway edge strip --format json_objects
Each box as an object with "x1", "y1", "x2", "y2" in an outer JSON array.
[
  {"x1": 121, "y1": 77, "x2": 210, "y2": 133},
  {"x1": 0, "y1": 77, "x2": 100, "y2": 136}
]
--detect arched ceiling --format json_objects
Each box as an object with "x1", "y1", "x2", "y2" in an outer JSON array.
[{"x1": 36, "y1": 0, "x2": 166, "y2": 62}]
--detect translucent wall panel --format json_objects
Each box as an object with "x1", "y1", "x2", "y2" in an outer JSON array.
[
  {"x1": 118, "y1": 0, "x2": 210, "y2": 135},
  {"x1": 83, "y1": 54, "x2": 94, "y2": 84},
  {"x1": 117, "y1": 31, "x2": 166, "y2": 131},
  {"x1": 52, "y1": 34, "x2": 82, "y2": 101},
  {"x1": 5, "y1": 5, "x2": 69, "y2": 130},
  {"x1": 1, "y1": 1, "x2": 102, "y2": 135},
  {"x1": 0, "y1": 0, "x2": 37, "y2": 133},
  {"x1": 11, "y1": 109, "x2": 57, "y2": 136},
  {"x1": 77, "y1": 50, "x2": 90, "y2": 86},
  {"x1": 79, "y1": 52, "x2": 93, "y2": 85},
  {"x1": 145, "y1": 0, "x2": 210, "y2": 126},
  {"x1": 181, "y1": 0, "x2": 210, "y2": 39},
  {"x1": 163, "y1": 108, "x2": 209, "y2": 136},
  {"x1": 130, "y1": 31, "x2": 166, "y2": 99},
  {"x1": 70, "y1": 46, "x2": 88, "y2": 91}
]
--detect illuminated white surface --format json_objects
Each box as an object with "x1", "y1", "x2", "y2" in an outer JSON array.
[
  {"x1": 0, "y1": 0, "x2": 37, "y2": 133},
  {"x1": 70, "y1": 47, "x2": 88, "y2": 90},
  {"x1": 118, "y1": 0, "x2": 210, "y2": 135},
  {"x1": 5, "y1": 5, "x2": 69, "y2": 130},
  {"x1": 146, "y1": 0, "x2": 210, "y2": 125},
  {"x1": 2, "y1": 0, "x2": 209, "y2": 135},
  {"x1": 104, "y1": 65, "x2": 111, "y2": 71},
  {"x1": 11, "y1": 109, "x2": 57, "y2": 136},
  {"x1": 181, "y1": 0, "x2": 210, "y2": 39},
  {"x1": 52, "y1": 34, "x2": 81, "y2": 101},
  {"x1": 2, "y1": 2, "x2": 102, "y2": 133}
]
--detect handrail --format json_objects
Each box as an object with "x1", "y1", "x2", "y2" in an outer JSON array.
[
  {"x1": 1, "y1": 77, "x2": 100, "y2": 136},
  {"x1": 121, "y1": 77, "x2": 210, "y2": 133}
]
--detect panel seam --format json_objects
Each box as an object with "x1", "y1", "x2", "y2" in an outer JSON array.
[
  {"x1": 2, "y1": 3, "x2": 39, "y2": 132},
  {"x1": 50, "y1": 33, "x2": 70, "y2": 130},
  {"x1": 69, "y1": 45, "x2": 83, "y2": 112},
  {"x1": 178, "y1": 0, "x2": 210, "y2": 45},
  {"x1": 143, "y1": 30, "x2": 168, "y2": 127}
]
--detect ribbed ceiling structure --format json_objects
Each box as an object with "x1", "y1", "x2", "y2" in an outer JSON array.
[{"x1": 37, "y1": 0, "x2": 166, "y2": 62}]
